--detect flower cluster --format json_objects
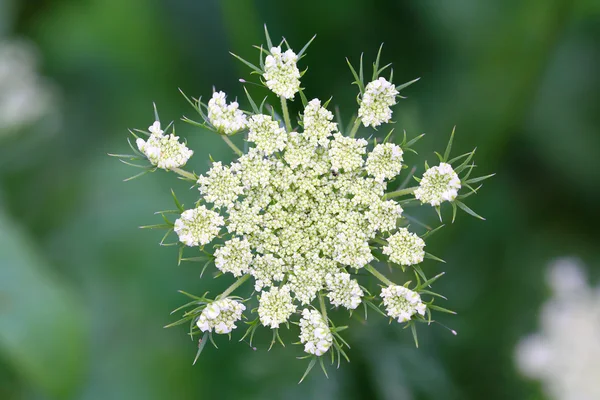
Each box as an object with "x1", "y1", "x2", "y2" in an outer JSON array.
[
  {"x1": 381, "y1": 285, "x2": 426, "y2": 323},
  {"x1": 299, "y1": 309, "x2": 333, "y2": 356},
  {"x1": 116, "y1": 26, "x2": 491, "y2": 378},
  {"x1": 257, "y1": 285, "x2": 296, "y2": 329},
  {"x1": 214, "y1": 237, "x2": 253, "y2": 277},
  {"x1": 358, "y1": 77, "x2": 399, "y2": 127},
  {"x1": 302, "y1": 99, "x2": 337, "y2": 147},
  {"x1": 515, "y1": 258, "x2": 600, "y2": 400},
  {"x1": 207, "y1": 91, "x2": 247, "y2": 134},
  {"x1": 196, "y1": 298, "x2": 246, "y2": 334},
  {"x1": 414, "y1": 162, "x2": 461, "y2": 206},
  {"x1": 383, "y1": 228, "x2": 426, "y2": 266},
  {"x1": 174, "y1": 206, "x2": 223, "y2": 247},
  {"x1": 366, "y1": 143, "x2": 404, "y2": 182},
  {"x1": 325, "y1": 272, "x2": 363, "y2": 309},
  {"x1": 136, "y1": 121, "x2": 193, "y2": 170},
  {"x1": 247, "y1": 114, "x2": 287, "y2": 155},
  {"x1": 263, "y1": 46, "x2": 300, "y2": 99}
]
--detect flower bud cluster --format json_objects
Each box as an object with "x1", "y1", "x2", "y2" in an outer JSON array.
[
  {"x1": 196, "y1": 298, "x2": 246, "y2": 334},
  {"x1": 263, "y1": 46, "x2": 300, "y2": 99},
  {"x1": 247, "y1": 114, "x2": 287, "y2": 155},
  {"x1": 174, "y1": 205, "x2": 224, "y2": 247},
  {"x1": 299, "y1": 309, "x2": 333, "y2": 356},
  {"x1": 358, "y1": 77, "x2": 399, "y2": 127},
  {"x1": 382, "y1": 228, "x2": 425, "y2": 266},
  {"x1": 325, "y1": 272, "x2": 363, "y2": 309},
  {"x1": 207, "y1": 91, "x2": 247, "y2": 134},
  {"x1": 258, "y1": 285, "x2": 296, "y2": 329},
  {"x1": 302, "y1": 99, "x2": 337, "y2": 147},
  {"x1": 136, "y1": 121, "x2": 193, "y2": 170},
  {"x1": 366, "y1": 143, "x2": 404, "y2": 182},
  {"x1": 414, "y1": 163, "x2": 461, "y2": 206},
  {"x1": 381, "y1": 285, "x2": 426, "y2": 323},
  {"x1": 214, "y1": 237, "x2": 253, "y2": 277}
]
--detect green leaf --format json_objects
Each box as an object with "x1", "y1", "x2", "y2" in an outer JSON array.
[
  {"x1": 424, "y1": 252, "x2": 446, "y2": 263},
  {"x1": 230, "y1": 52, "x2": 262, "y2": 73},
  {"x1": 139, "y1": 223, "x2": 171, "y2": 230},
  {"x1": 465, "y1": 173, "x2": 496, "y2": 184},
  {"x1": 372, "y1": 43, "x2": 384, "y2": 81},
  {"x1": 427, "y1": 304, "x2": 457, "y2": 315},
  {"x1": 297, "y1": 34, "x2": 317, "y2": 58},
  {"x1": 153, "y1": 102, "x2": 160, "y2": 122},
  {"x1": 443, "y1": 126, "x2": 456, "y2": 162},
  {"x1": 455, "y1": 200, "x2": 486, "y2": 220},
  {"x1": 434, "y1": 205, "x2": 443, "y2": 222},
  {"x1": 299, "y1": 357, "x2": 317, "y2": 384},
  {"x1": 346, "y1": 57, "x2": 364, "y2": 94},
  {"x1": 451, "y1": 201, "x2": 458, "y2": 223},
  {"x1": 244, "y1": 86, "x2": 260, "y2": 114},
  {"x1": 420, "y1": 272, "x2": 445, "y2": 288},
  {"x1": 264, "y1": 24, "x2": 273, "y2": 49},
  {"x1": 319, "y1": 357, "x2": 329, "y2": 378},
  {"x1": 171, "y1": 189, "x2": 185, "y2": 212},
  {"x1": 395, "y1": 77, "x2": 420, "y2": 91},
  {"x1": 410, "y1": 323, "x2": 419, "y2": 348},
  {"x1": 192, "y1": 332, "x2": 209, "y2": 365},
  {"x1": 421, "y1": 224, "x2": 445, "y2": 239}
]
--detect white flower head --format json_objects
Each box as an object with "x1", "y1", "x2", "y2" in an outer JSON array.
[
  {"x1": 302, "y1": 99, "x2": 337, "y2": 146},
  {"x1": 365, "y1": 143, "x2": 404, "y2": 182},
  {"x1": 325, "y1": 272, "x2": 364, "y2": 310},
  {"x1": 174, "y1": 205, "x2": 224, "y2": 247},
  {"x1": 136, "y1": 131, "x2": 193, "y2": 170},
  {"x1": 358, "y1": 77, "x2": 399, "y2": 127},
  {"x1": 328, "y1": 132, "x2": 367, "y2": 172},
  {"x1": 382, "y1": 228, "x2": 425, "y2": 266},
  {"x1": 381, "y1": 285, "x2": 426, "y2": 323},
  {"x1": 197, "y1": 161, "x2": 244, "y2": 208},
  {"x1": 257, "y1": 285, "x2": 296, "y2": 329},
  {"x1": 214, "y1": 237, "x2": 253, "y2": 277},
  {"x1": 207, "y1": 91, "x2": 247, "y2": 134},
  {"x1": 299, "y1": 309, "x2": 333, "y2": 356},
  {"x1": 247, "y1": 114, "x2": 287, "y2": 155},
  {"x1": 263, "y1": 46, "x2": 301, "y2": 99},
  {"x1": 196, "y1": 298, "x2": 246, "y2": 334},
  {"x1": 414, "y1": 162, "x2": 461, "y2": 206}
]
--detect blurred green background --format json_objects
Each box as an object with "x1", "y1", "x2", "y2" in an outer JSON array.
[{"x1": 1, "y1": 0, "x2": 599, "y2": 399}]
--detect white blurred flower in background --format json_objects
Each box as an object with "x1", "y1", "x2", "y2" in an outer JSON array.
[
  {"x1": 0, "y1": 38, "x2": 57, "y2": 137},
  {"x1": 515, "y1": 257, "x2": 600, "y2": 400}
]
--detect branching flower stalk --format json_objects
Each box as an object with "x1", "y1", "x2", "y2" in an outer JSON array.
[{"x1": 112, "y1": 25, "x2": 493, "y2": 381}]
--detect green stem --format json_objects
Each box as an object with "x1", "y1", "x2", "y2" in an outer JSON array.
[
  {"x1": 348, "y1": 117, "x2": 361, "y2": 138},
  {"x1": 318, "y1": 293, "x2": 328, "y2": 321},
  {"x1": 220, "y1": 135, "x2": 243, "y2": 156},
  {"x1": 218, "y1": 274, "x2": 250, "y2": 299},
  {"x1": 280, "y1": 96, "x2": 292, "y2": 132},
  {"x1": 170, "y1": 167, "x2": 197, "y2": 181},
  {"x1": 365, "y1": 264, "x2": 394, "y2": 286},
  {"x1": 383, "y1": 186, "x2": 418, "y2": 200}
]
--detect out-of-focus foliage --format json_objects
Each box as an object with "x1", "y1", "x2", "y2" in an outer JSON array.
[{"x1": 0, "y1": 0, "x2": 598, "y2": 399}]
